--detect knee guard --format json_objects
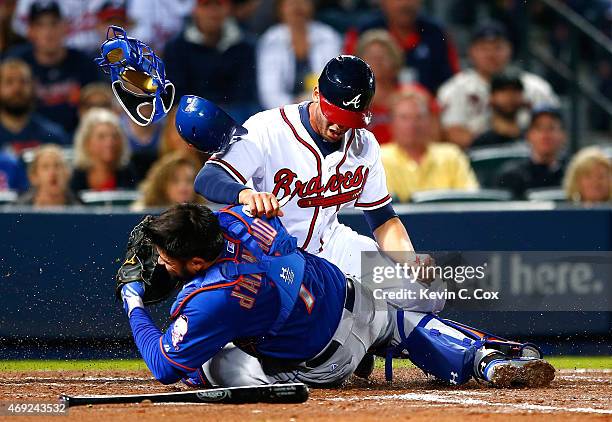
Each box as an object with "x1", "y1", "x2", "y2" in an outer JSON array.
[{"x1": 385, "y1": 310, "x2": 542, "y2": 385}]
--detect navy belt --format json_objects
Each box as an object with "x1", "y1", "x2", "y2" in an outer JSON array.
[{"x1": 305, "y1": 276, "x2": 355, "y2": 368}]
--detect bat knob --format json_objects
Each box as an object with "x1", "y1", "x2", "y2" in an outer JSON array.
[{"x1": 58, "y1": 394, "x2": 70, "y2": 407}]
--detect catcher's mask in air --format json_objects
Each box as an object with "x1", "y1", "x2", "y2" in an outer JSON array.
[
  {"x1": 175, "y1": 95, "x2": 248, "y2": 155},
  {"x1": 95, "y1": 26, "x2": 174, "y2": 126}
]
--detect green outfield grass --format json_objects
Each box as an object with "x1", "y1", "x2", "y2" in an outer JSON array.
[
  {"x1": 0, "y1": 359, "x2": 147, "y2": 372},
  {"x1": 0, "y1": 356, "x2": 610, "y2": 372}
]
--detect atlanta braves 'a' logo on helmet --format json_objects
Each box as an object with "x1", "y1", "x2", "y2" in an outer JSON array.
[{"x1": 343, "y1": 94, "x2": 362, "y2": 109}]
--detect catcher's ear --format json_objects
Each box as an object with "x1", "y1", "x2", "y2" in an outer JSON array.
[{"x1": 187, "y1": 257, "x2": 212, "y2": 273}]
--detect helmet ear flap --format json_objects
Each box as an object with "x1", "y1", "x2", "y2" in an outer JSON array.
[
  {"x1": 111, "y1": 80, "x2": 175, "y2": 127},
  {"x1": 111, "y1": 80, "x2": 151, "y2": 126},
  {"x1": 160, "y1": 83, "x2": 175, "y2": 113}
]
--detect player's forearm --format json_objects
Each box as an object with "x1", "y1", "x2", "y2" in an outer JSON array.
[
  {"x1": 194, "y1": 164, "x2": 248, "y2": 204},
  {"x1": 128, "y1": 307, "x2": 182, "y2": 385},
  {"x1": 373, "y1": 217, "x2": 415, "y2": 253}
]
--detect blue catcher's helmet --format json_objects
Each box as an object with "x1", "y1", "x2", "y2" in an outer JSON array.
[
  {"x1": 96, "y1": 26, "x2": 174, "y2": 126},
  {"x1": 175, "y1": 95, "x2": 248, "y2": 155}
]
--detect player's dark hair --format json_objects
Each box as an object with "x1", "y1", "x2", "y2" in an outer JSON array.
[{"x1": 143, "y1": 203, "x2": 224, "y2": 262}]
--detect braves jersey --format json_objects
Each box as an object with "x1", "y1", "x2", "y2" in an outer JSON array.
[
  {"x1": 208, "y1": 102, "x2": 392, "y2": 254},
  {"x1": 157, "y1": 206, "x2": 346, "y2": 374}
]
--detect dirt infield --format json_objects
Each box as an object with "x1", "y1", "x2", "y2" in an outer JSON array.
[{"x1": 1, "y1": 368, "x2": 610, "y2": 421}]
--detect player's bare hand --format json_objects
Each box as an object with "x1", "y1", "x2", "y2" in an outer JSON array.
[
  {"x1": 414, "y1": 253, "x2": 436, "y2": 285},
  {"x1": 239, "y1": 189, "x2": 284, "y2": 218}
]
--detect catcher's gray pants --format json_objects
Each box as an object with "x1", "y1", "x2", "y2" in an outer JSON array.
[
  {"x1": 202, "y1": 277, "x2": 388, "y2": 387},
  {"x1": 200, "y1": 277, "x2": 457, "y2": 387}
]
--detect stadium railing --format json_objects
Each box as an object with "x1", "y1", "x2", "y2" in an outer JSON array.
[
  {"x1": 79, "y1": 190, "x2": 140, "y2": 207},
  {"x1": 525, "y1": 188, "x2": 567, "y2": 202},
  {"x1": 0, "y1": 190, "x2": 18, "y2": 204},
  {"x1": 469, "y1": 143, "x2": 531, "y2": 187},
  {"x1": 410, "y1": 189, "x2": 512, "y2": 204}
]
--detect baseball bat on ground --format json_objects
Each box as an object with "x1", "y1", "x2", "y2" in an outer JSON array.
[{"x1": 60, "y1": 383, "x2": 308, "y2": 407}]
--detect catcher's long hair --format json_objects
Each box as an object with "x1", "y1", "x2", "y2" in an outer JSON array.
[{"x1": 143, "y1": 203, "x2": 224, "y2": 263}]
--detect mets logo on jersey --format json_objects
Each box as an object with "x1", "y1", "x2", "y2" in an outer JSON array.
[
  {"x1": 272, "y1": 165, "x2": 369, "y2": 209},
  {"x1": 171, "y1": 315, "x2": 189, "y2": 350}
]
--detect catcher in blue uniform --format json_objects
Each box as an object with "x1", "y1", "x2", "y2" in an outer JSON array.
[{"x1": 116, "y1": 203, "x2": 555, "y2": 388}]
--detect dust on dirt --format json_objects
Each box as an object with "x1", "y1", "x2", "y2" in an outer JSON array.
[{"x1": 0, "y1": 368, "x2": 610, "y2": 422}]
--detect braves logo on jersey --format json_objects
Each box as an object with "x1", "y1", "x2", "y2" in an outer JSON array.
[
  {"x1": 208, "y1": 103, "x2": 392, "y2": 252},
  {"x1": 272, "y1": 166, "x2": 369, "y2": 209}
]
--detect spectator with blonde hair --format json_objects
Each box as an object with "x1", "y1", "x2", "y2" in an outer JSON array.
[
  {"x1": 563, "y1": 147, "x2": 611, "y2": 204},
  {"x1": 132, "y1": 152, "x2": 205, "y2": 210},
  {"x1": 356, "y1": 29, "x2": 440, "y2": 144},
  {"x1": 70, "y1": 108, "x2": 135, "y2": 193},
  {"x1": 16, "y1": 144, "x2": 80, "y2": 206},
  {"x1": 381, "y1": 89, "x2": 478, "y2": 202}
]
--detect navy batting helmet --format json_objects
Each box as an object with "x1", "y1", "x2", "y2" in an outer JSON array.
[
  {"x1": 175, "y1": 95, "x2": 247, "y2": 154},
  {"x1": 318, "y1": 55, "x2": 375, "y2": 129}
]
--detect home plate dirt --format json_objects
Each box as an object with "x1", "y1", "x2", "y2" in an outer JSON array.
[{"x1": 1, "y1": 368, "x2": 610, "y2": 421}]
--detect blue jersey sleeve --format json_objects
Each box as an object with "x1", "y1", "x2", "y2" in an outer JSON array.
[
  {"x1": 128, "y1": 307, "x2": 182, "y2": 384},
  {"x1": 159, "y1": 289, "x2": 239, "y2": 374}
]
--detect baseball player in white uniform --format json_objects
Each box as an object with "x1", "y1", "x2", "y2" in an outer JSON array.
[{"x1": 191, "y1": 55, "x2": 431, "y2": 288}]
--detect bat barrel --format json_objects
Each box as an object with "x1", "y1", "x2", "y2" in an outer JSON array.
[{"x1": 60, "y1": 383, "x2": 309, "y2": 407}]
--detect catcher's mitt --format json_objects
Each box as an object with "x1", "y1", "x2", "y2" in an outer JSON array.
[
  {"x1": 116, "y1": 216, "x2": 179, "y2": 305},
  {"x1": 96, "y1": 26, "x2": 174, "y2": 126}
]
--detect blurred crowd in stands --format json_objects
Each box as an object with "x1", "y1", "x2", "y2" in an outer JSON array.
[{"x1": 0, "y1": 0, "x2": 610, "y2": 210}]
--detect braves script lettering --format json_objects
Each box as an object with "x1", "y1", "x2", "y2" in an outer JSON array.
[{"x1": 272, "y1": 166, "x2": 369, "y2": 208}]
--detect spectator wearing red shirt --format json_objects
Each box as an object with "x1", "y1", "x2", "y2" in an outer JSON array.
[
  {"x1": 356, "y1": 29, "x2": 440, "y2": 145},
  {"x1": 344, "y1": 0, "x2": 459, "y2": 94}
]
